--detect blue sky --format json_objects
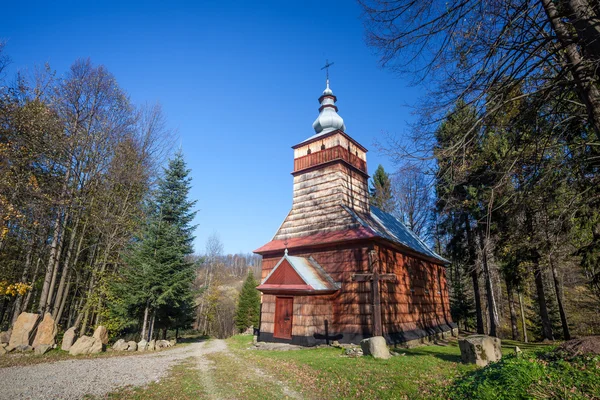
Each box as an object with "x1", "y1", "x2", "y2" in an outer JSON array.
[{"x1": 2, "y1": 0, "x2": 420, "y2": 254}]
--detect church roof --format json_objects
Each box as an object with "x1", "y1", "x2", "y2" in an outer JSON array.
[
  {"x1": 256, "y1": 251, "x2": 340, "y2": 294},
  {"x1": 255, "y1": 206, "x2": 448, "y2": 265},
  {"x1": 344, "y1": 206, "x2": 449, "y2": 264}
]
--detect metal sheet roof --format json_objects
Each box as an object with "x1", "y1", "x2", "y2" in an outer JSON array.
[
  {"x1": 258, "y1": 251, "x2": 340, "y2": 293},
  {"x1": 344, "y1": 205, "x2": 449, "y2": 264}
]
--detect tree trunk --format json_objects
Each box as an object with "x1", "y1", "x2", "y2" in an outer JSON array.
[
  {"x1": 465, "y1": 215, "x2": 484, "y2": 333},
  {"x1": 479, "y1": 230, "x2": 498, "y2": 337},
  {"x1": 141, "y1": 300, "x2": 150, "y2": 340},
  {"x1": 506, "y1": 282, "x2": 519, "y2": 340},
  {"x1": 51, "y1": 216, "x2": 79, "y2": 318},
  {"x1": 541, "y1": 0, "x2": 600, "y2": 140},
  {"x1": 533, "y1": 259, "x2": 554, "y2": 340},
  {"x1": 566, "y1": 0, "x2": 600, "y2": 61},
  {"x1": 21, "y1": 256, "x2": 42, "y2": 317},
  {"x1": 11, "y1": 243, "x2": 34, "y2": 326},
  {"x1": 148, "y1": 309, "x2": 156, "y2": 342},
  {"x1": 38, "y1": 211, "x2": 64, "y2": 312},
  {"x1": 518, "y1": 289, "x2": 528, "y2": 343},
  {"x1": 549, "y1": 255, "x2": 571, "y2": 340}
]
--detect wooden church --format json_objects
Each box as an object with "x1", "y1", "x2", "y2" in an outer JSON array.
[{"x1": 254, "y1": 79, "x2": 457, "y2": 346}]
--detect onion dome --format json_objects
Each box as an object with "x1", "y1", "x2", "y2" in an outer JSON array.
[{"x1": 312, "y1": 80, "x2": 346, "y2": 134}]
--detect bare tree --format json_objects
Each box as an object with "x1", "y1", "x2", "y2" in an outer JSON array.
[{"x1": 392, "y1": 164, "x2": 432, "y2": 238}]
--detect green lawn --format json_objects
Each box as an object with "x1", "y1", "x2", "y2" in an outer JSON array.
[
  {"x1": 98, "y1": 335, "x2": 598, "y2": 400},
  {"x1": 228, "y1": 335, "x2": 481, "y2": 399}
]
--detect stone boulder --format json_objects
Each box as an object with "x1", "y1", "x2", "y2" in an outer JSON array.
[
  {"x1": 34, "y1": 344, "x2": 52, "y2": 355},
  {"x1": 458, "y1": 335, "x2": 502, "y2": 367},
  {"x1": 155, "y1": 339, "x2": 172, "y2": 349},
  {"x1": 0, "y1": 343, "x2": 7, "y2": 355},
  {"x1": 32, "y1": 313, "x2": 57, "y2": 349},
  {"x1": 61, "y1": 327, "x2": 77, "y2": 351},
  {"x1": 169, "y1": 339, "x2": 177, "y2": 346},
  {"x1": 14, "y1": 344, "x2": 33, "y2": 352},
  {"x1": 137, "y1": 339, "x2": 148, "y2": 351},
  {"x1": 0, "y1": 330, "x2": 11, "y2": 344},
  {"x1": 127, "y1": 341, "x2": 137, "y2": 351},
  {"x1": 360, "y1": 336, "x2": 391, "y2": 359},
  {"x1": 69, "y1": 335, "x2": 101, "y2": 356},
  {"x1": 7, "y1": 312, "x2": 38, "y2": 351},
  {"x1": 148, "y1": 339, "x2": 156, "y2": 351},
  {"x1": 93, "y1": 326, "x2": 108, "y2": 345},
  {"x1": 89, "y1": 338, "x2": 103, "y2": 354},
  {"x1": 112, "y1": 339, "x2": 129, "y2": 351}
]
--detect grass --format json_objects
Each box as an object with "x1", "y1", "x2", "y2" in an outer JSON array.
[
  {"x1": 228, "y1": 335, "x2": 483, "y2": 399},
  {"x1": 101, "y1": 358, "x2": 209, "y2": 400}
]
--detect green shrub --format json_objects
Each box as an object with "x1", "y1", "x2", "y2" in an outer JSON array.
[{"x1": 446, "y1": 349, "x2": 600, "y2": 399}]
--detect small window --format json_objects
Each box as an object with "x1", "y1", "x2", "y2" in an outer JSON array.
[
  {"x1": 321, "y1": 143, "x2": 325, "y2": 150},
  {"x1": 307, "y1": 148, "x2": 311, "y2": 155}
]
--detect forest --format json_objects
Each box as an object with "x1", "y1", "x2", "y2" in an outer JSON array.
[
  {"x1": 361, "y1": 0, "x2": 600, "y2": 340},
  {"x1": 0, "y1": 43, "x2": 260, "y2": 341}
]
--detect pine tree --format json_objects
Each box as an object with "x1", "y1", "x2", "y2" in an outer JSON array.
[
  {"x1": 369, "y1": 164, "x2": 394, "y2": 212},
  {"x1": 235, "y1": 271, "x2": 260, "y2": 332}
]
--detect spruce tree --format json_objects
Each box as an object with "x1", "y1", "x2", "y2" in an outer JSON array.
[
  {"x1": 235, "y1": 271, "x2": 261, "y2": 332},
  {"x1": 109, "y1": 151, "x2": 197, "y2": 339},
  {"x1": 369, "y1": 164, "x2": 394, "y2": 212}
]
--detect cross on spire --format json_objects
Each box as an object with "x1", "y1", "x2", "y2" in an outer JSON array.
[{"x1": 321, "y1": 59, "x2": 335, "y2": 81}]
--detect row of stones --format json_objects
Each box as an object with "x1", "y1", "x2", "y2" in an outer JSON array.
[{"x1": 0, "y1": 311, "x2": 109, "y2": 356}]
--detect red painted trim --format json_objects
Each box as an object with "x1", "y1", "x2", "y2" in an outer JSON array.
[
  {"x1": 254, "y1": 227, "x2": 376, "y2": 254},
  {"x1": 291, "y1": 130, "x2": 368, "y2": 153},
  {"x1": 319, "y1": 104, "x2": 338, "y2": 112}
]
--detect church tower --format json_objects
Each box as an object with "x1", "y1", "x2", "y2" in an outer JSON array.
[
  {"x1": 255, "y1": 78, "x2": 454, "y2": 347},
  {"x1": 273, "y1": 80, "x2": 370, "y2": 241}
]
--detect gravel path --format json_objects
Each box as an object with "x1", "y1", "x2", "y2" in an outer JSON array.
[{"x1": 0, "y1": 340, "x2": 223, "y2": 400}]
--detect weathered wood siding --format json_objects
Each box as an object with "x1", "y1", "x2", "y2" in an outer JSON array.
[
  {"x1": 259, "y1": 242, "x2": 453, "y2": 341},
  {"x1": 376, "y1": 245, "x2": 452, "y2": 334},
  {"x1": 274, "y1": 163, "x2": 369, "y2": 240}
]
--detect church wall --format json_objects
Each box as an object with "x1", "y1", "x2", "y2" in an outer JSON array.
[
  {"x1": 259, "y1": 244, "x2": 374, "y2": 345},
  {"x1": 376, "y1": 244, "x2": 454, "y2": 343},
  {"x1": 258, "y1": 242, "x2": 455, "y2": 346}
]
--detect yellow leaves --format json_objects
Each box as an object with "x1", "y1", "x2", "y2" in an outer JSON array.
[{"x1": 0, "y1": 280, "x2": 32, "y2": 296}]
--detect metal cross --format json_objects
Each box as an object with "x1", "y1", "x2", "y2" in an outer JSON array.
[{"x1": 321, "y1": 59, "x2": 335, "y2": 80}]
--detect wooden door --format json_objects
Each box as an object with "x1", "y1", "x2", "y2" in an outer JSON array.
[{"x1": 274, "y1": 297, "x2": 293, "y2": 339}]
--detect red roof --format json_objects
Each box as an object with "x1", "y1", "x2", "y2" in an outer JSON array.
[{"x1": 254, "y1": 227, "x2": 375, "y2": 254}]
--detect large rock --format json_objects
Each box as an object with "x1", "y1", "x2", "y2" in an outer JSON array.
[
  {"x1": 34, "y1": 344, "x2": 52, "y2": 355},
  {"x1": 127, "y1": 341, "x2": 137, "y2": 351},
  {"x1": 0, "y1": 343, "x2": 7, "y2": 355},
  {"x1": 0, "y1": 330, "x2": 11, "y2": 344},
  {"x1": 89, "y1": 338, "x2": 103, "y2": 354},
  {"x1": 93, "y1": 326, "x2": 108, "y2": 345},
  {"x1": 148, "y1": 339, "x2": 156, "y2": 351},
  {"x1": 69, "y1": 335, "x2": 97, "y2": 356},
  {"x1": 155, "y1": 339, "x2": 172, "y2": 349},
  {"x1": 458, "y1": 335, "x2": 502, "y2": 367},
  {"x1": 112, "y1": 339, "x2": 129, "y2": 351},
  {"x1": 360, "y1": 336, "x2": 391, "y2": 359},
  {"x1": 61, "y1": 327, "x2": 77, "y2": 351},
  {"x1": 7, "y1": 312, "x2": 38, "y2": 350},
  {"x1": 32, "y1": 313, "x2": 57, "y2": 349},
  {"x1": 137, "y1": 339, "x2": 148, "y2": 351}
]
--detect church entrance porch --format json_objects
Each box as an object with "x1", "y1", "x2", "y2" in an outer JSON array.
[{"x1": 274, "y1": 297, "x2": 293, "y2": 339}]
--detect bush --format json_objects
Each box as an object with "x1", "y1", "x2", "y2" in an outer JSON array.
[{"x1": 446, "y1": 349, "x2": 600, "y2": 399}]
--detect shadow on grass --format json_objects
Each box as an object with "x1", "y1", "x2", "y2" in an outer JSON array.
[
  {"x1": 176, "y1": 334, "x2": 210, "y2": 344},
  {"x1": 398, "y1": 346, "x2": 463, "y2": 363}
]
